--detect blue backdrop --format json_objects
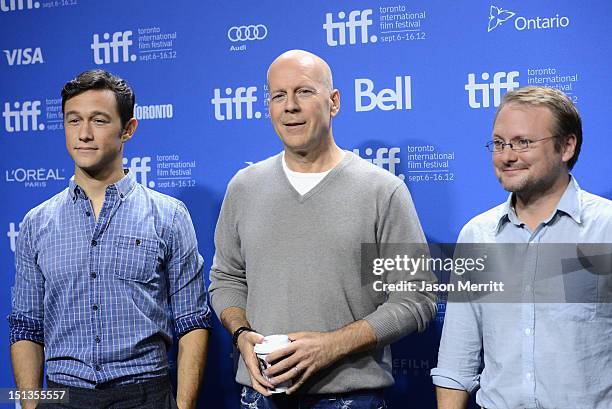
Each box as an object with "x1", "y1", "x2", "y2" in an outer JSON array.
[{"x1": 1, "y1": 1, "x2": 611, "y2": 407}]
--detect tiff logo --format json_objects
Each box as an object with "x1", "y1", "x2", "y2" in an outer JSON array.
[
  {"x1": 123, "y1": 157, "x2": 154, "y2": 188},
  {"x1": 0, "y1": 0, "x2": 39, "y2": 11},
  {"x1": 353, "y1": 147, "x2": 401, "y2": 176},
  {"x1": 3, "y1": 47, "x2": 43, "y2": 65},
  {"x1": 3, "y1": 101, "x2": 44, "y2": 132},
  {"x1": 355, "y1": 76, "x2": 412, "y2": 112},
  {"x1": 323, "y1": 9, "x2": 377, "y2": 46},
  {"x1": 91, "y1": 31, "x2": 137, "y2": 65},
  {"x1": 211, "y1": 86, "x2": 260, "y2": 121},
  {"x1": 465, "y1": 71, "x2": 519, "y2": 108},
  {"x1": 7, "y1": 222, "x2": 21, "y2": 253}
]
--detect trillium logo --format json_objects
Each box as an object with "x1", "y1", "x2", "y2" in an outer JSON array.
[
  {"x1": 488, "y1": 5, "x2": 515, "y2": 32},
  {"x1": 488, "y1": 5, "x2": 570, "y2": 32}
]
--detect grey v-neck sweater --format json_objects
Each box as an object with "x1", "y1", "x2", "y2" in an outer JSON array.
[{"x1": 209, "y1": 151, "x2": 436, "y2": 393}]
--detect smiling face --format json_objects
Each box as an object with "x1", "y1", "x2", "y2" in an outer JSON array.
[
  {"x1": 267, "y1": 53, "x2": 339, "y2": 154},
  {"x1": 64, "y1": 89, "x2": 135, "y2": 180},
  {"x1": 492, "y1": 103, "x2": 573, "y2": 196}
]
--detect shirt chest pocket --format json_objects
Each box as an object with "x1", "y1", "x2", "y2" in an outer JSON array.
[{"x1": 113, "y1": 235, "x2": 159, "y2": 283}]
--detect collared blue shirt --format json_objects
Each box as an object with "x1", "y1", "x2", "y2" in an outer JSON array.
[
  {"x1": 431, "y1": 177, "x2": 612, "y2": 409},
  {"x1": 8, "y1": 173, "x2": 212, "y2": 388}
]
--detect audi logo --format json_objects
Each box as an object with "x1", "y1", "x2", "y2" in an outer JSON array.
[{"x1": 227, "y1": 25, "x2": 268, "y2": 42}]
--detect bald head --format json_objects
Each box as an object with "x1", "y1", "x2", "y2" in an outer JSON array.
[
  {"x1": 266, "y1": 49, "x2": 341, "y2": 158},
  {"x1": 267, "y1": 49, "x2": 334, "y2": 91}
]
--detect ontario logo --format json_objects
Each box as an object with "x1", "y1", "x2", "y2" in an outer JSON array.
[
  {"x1": 487, "y1": 5, "x2": 515, "y2": 32},
  {"x1": 488, "y1": 5, "x2": 570, "y2": 32}
]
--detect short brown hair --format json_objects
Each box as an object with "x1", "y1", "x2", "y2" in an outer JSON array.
[
  {"x1": 61, "y1": 69, "x2": 135, "y2": 129},
  {"x1": 494, "y1": 86, "x2": 582, "y2": 170}
]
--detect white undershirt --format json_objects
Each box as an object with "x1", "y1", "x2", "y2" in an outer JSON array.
[{"x1": 282, "y1": 151, "x2": 345, "y2": 195}]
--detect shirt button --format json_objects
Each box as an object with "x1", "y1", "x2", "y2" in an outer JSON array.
[
  {"x1": 95, "y1": 336, "x2": 101, "y2": 343},
  {"x1": 524, "y1": 328, "x2": 532, "y2": 336},
  {"x1": 526, "y1": 372, "x2": 532, "y2": 380},
  {"x1": 92, "y1": 304, "x2": 98, "y2": 311},
  {"x1": 91, "y1": 240, "x2": 97, "y2": 247},
  {"x1": 90, "y1": 272, "x2": 97, "y2": 279},
  {"x1": 95, "y1": 364, "x2": 102, "y2": 371},
  {"x1": 525, "y1": 285, "x2": 532, "y2": 292},
  {"x1": 85, "y1": 211, "x2": 91, "y2": 217},
  {"x1": 135, "y1": 239, "x2": 141, "y2": 246}
]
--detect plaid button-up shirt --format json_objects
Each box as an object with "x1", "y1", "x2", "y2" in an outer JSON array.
[{"x1": 9, "y1": 173, "x2": 211, "y2": 387}]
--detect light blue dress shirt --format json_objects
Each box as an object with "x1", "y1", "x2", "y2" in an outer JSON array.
[{"x1": 431, "y1": 177, "x2": 612, "y2": 409}]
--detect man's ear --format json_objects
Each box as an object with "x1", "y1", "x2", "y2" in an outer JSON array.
[
  {"x1": 561, "y1": 133, "x2": 577, "y2": 164},
  {"x1": 330, "y1": 89, "x2": 340, "y2": 117},
  {"x1": 121, "y1": 118, "x2": 138, "y2": 143}
]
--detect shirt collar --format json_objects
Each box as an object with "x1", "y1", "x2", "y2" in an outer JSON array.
[
  {"x1": 68, "y1": 170, "x2": 137, "y2": 203},
  {"x1": 68, "y1": 178, "x2": 84, "y2": 202},
  {"x1": 114, "y1": 170, "x2": 137, "y2": 201},
  {"x1": 555, "y1": 175, "x2": 582, "y2": 223},
  {"x1": 494, "y1": 174, "x2": 582, "y2": 234}
]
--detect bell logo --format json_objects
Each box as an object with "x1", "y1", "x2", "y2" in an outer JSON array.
[
  {"x1": 7, "y1": 222, "x2": 21, "y2": 253},
  {"x1": 465, "y1": 71, "x2": 520, "y2": 108},
  {"x1": 323, "y1": 9, "x2": 377, "y2": 46},
  {"x1": 123, "y1": 157, "x2": 154, "y2": 187},
  {"x1": 355, "y1": 76, "x2": 412, "y2": 112},
  {"x1": 211, "y1": 86, "x2": 260, "y2": 121},
  {"x1": 91, "y1": 31, "x2": 137, "y2": 65},
  {"x1": 0, "y1": 0, "x2": 39, "y2": 12},
  {"x1": 3, "y1": 48, "x2": 43, "y2": 65},
  {"x1": 3, "y1": 101, "x2": 44, "y2": 132}
]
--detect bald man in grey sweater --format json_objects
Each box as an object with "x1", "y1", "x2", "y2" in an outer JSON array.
[{"x1": 209, "y1": 50, "x2": 436, "y2": 409}]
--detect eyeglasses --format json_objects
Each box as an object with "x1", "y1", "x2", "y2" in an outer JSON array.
[{"x1": 485, "y1": 136, "x2": 555, "y2": 153}]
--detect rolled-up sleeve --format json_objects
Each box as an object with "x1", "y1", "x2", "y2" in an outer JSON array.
[
  {"x1": 8, "y1": 216, "x2": 45, "y2": 345},
  {"x1": 431, "y1": 299, "x2": 482, "y2": 392},
  {"x1": 167, "y1": 201, "x2": 212, "y2": 338},
  {"x1": 431, "y1": 224, "x2": 484, "y2": 393}
]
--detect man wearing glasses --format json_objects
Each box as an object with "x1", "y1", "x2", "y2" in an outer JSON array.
[{"x1": 431, "y1": 86, "x2": 612, "y2": 408}]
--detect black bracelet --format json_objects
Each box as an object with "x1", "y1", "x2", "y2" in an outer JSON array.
[{"x1": 232, "y1": 326, "x2": 256, "y2": 347}]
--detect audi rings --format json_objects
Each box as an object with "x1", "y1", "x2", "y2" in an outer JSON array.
[{"x1": 227, "y1": 25, "x2": 268, "y2": 42}]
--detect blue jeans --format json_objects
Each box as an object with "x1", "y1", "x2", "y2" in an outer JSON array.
[{"x1": 240, "y1": 386, "x2": 386, "y2": 409}]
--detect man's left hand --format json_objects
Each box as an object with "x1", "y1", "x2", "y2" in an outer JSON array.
[{"x1": 263, "y1": 331, "x2": 343, "y2": 394}]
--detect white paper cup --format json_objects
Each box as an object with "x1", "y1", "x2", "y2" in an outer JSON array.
[{"x1": 253, "y1": 334, "x2": 292, "y2": 394}]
